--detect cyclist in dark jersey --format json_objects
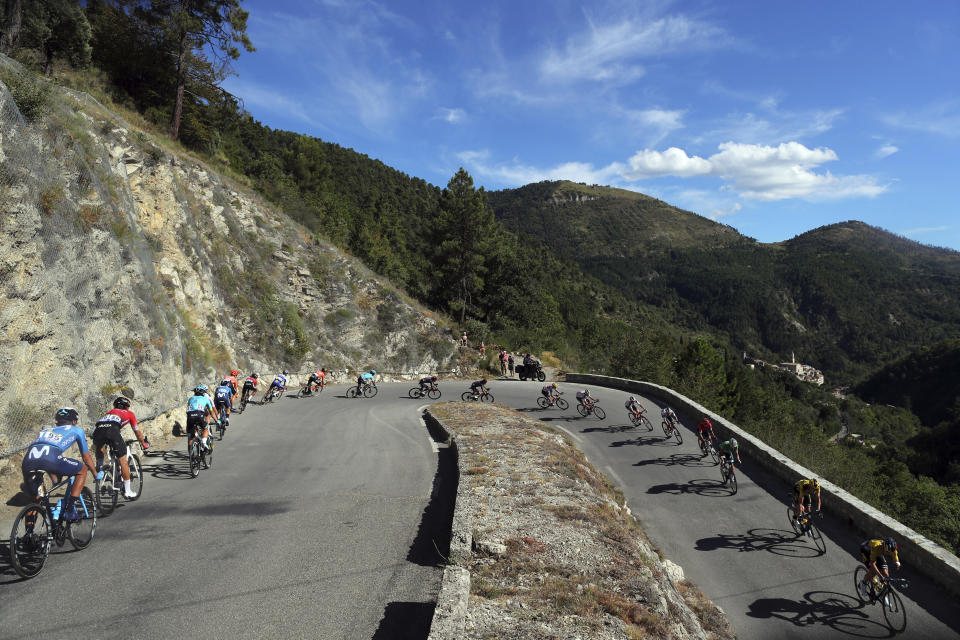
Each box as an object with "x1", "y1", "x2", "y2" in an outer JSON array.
[
  {"x1": 419, "y1": 375, "x2": 438, "y2": 393},
  {"x1": 93, "y1": 397, "x2": 147, "y2": 499},
  {"x1": 214, "y1": 380, "x2": 233, "y2": 428},
  {"x1": 21, "y1": 408, "x2": 98, "y2": 518}
]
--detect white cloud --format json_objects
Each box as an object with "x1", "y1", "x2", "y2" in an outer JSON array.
[
  {"x1": 438, "y1": 108, "x2": 466, "y2": 123},
  {"x1": 883, "y1": 100, "x2": 960, "y2": 137},
  {"x1": 902, "y1": 225, "x2": 948, "y2": 235},
  {"x1": 874, "y1": 144, "x2": 899, "y2": 159},
  {"x1": 456, "y1": 149, "x2": 624, "y2": 186},
  {"x1": 624, "y1": 148, "x2": 712, "y2": 178}
]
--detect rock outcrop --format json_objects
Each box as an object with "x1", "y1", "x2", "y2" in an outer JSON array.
[{"x1": 0, "y1": 60, "x2": 455, "y2": 454}]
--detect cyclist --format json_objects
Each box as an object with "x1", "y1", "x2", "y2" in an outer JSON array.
[
  {"x1": 793, "y1": 478, "x2": 822, "y2": 524},
  {"x1": 186, "y1": 385, "x2": 219, "y2": 454},
  {"x1": 316, "y1": 367, "x2": 327, "y2": 390},
  {"x1": 661, "y1": 406, "x2": 679, "y2": 426},
  {"x1": 575, "y1": 389, "x2": 597, "y2": 410},
  {"x1": 304, "y1": 367, "x2": 324, "y2": 394},
  {"x1": 541, "y1": 381, "x2": 559, "y2": 404},
  {"x1": 269, "y1": 370, "x2": 289, "y2": 400},
  {"x1": 469, "y1": 377, "x2": 489, "y2": 399},
  {"x1": 697, "y1": 418, "x2": 717, "y2": 454},
  {"x1": 214, "y1": 379, "x2": 233, "y2": 428},
  {"x1": 93, "y1": 397, "x2": 148, "y2": 499},
  {"x1": 717, "y1": 437, "x2": 742, "y2": 469},
  {"x1": 225, "y1": 369, "x2": 240, "y2": 401},
  {"x1": 356, "y1": 369, "x2": 375, "y2": 395},
  {"x1": 21, "y1": 408, "x2": 98, "y2": 519},
  {"x1": 858, "y1": 537, "x2": 901, "y2": 598},
  {"x1": 241, "y1": 372, "x2": 259, "y2": 404},
  {"x1": 624, "y1": 395, "x2": 645, "y2": 420},
  {"x1": 419, "y1": 374, "x2": 439, "y2": 393}
]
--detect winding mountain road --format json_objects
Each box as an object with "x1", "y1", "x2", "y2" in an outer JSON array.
[{"x1": 2, "y1": 380, "x2": 958, "y2": 639}]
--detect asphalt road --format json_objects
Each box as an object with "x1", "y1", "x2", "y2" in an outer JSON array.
[
  {"x1": 491, "y1": 380, "x2": 960, "y2": 640},
  {"x1": 0, "y1": 384, "x2": 447, "y2": 640}
]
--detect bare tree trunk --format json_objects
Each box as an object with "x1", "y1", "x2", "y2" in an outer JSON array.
[
  {"x1": 0, "y1": 0, "x2": 23, "y2": 54},
  {"x1": 170, "y1": 32, "x2": 187, "y2": 141}
]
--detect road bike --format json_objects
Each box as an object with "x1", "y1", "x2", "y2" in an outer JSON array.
[
  {"x1": 214, "y1": 414, "x2": 227, "y2": 441},
  {"x1": 853, "y1": 567, "x2": 908, "y2": 633},
  {"x1": 628, "y1": 410, "x2": 652, "y2": 431},
  {"x1": 576, "y1": 400, "x2": 606, "y2": 420},
  {"x1": 95, "y1": 439, "x2": 144, "y2": 516},
  {"x1": 347, "y1": 382, "x2": 378, "y2": 398},
  {"x1": 409, "y1": 385, "x2": 441, "y2": 400},
  {"x1": 720, "y1": 456, "x2": 738, "y2": 493},
  {"x1": 238, "y1": 386, "x2": 257, "y2": 412},
  {"x1": 296, "y1": 380, "x2": 325, "y2": 398},
  {"x1": 661, "y1": 416, "x2": 683, "y2": 444},
  {"x1": 262, "y1": 386, "x2": 282, "y2": 403},
  {"x1": 788, "y1": 502, "x2": 825, "y2": 552},
  {"x1": 537, "y1": 392, "x2": 568, "y2": 410},
  {"x1": 9, "y1": 472, "x2": 98, "y2": 579},
  {"x1": 699, "y1": 433, "x2": 721, "y2": 464},
  {"x1": 187, "y1": 430, "x2": 214, "y2": 478},
  {"x1": 461, "y1": 390, "x2": 495, "y2": 402}
]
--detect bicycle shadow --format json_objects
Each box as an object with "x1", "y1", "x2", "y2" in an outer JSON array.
[
  {"x1": 538, "y1": 416, "x2": 581, "y2": 424},
  {"x1": 647, "y1": 478, "x2": 730, "y2": 497},
  {"x1": 747, "y1": 590, "x2": 895, "y2": 638},
  {"x1": 582, "y1": 424, "x2": 636, "y2": 434},
  {"x1": 695, "y1": 527, "x2": 823, "y2": 558},
  {"x1": 633, "y1": 453, "x2": 713, "y2": 467},
  {"x1": 142, "y1": 449, "x2": 196, "y2": 479},
  {"x1": 611, "y1": 435, "x2": 662, "y2": 447}
]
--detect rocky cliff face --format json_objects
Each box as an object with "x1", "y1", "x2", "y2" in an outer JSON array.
[{"x1": 0, "y1": 64, "x2": 456, "y2": 454}]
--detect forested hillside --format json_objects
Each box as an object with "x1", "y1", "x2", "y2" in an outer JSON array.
[{"x1": 488, "y1": 182, "x2": 960, "y2": 384}]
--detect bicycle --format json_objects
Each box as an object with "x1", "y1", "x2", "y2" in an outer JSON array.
[
  {"x1": 628, "y1": 410, "x2": 652, "y2": 431},
  {"x1": 95, "y1": 439, "x2": 144, "y2": 516},
  {"x1": 853, "y1": 567, "x2": 908, "y2": 632},
  {"x1": 720, "y1": 456, "x2": 738, "y2": 493},
  {"x1": 347, "y1": 382, "x2": 378, "y2": 398},
  {"x1": 461, "y1": 390, "x2": 495, "y2": 402},
  {"x1": 187, "y1": 429, "x2": 214, "y2": 478},
  {"x1": 699, "y1": 433, "x2": 721, "y2": 464},
  {"x1": 238, "y1": 386, "x2": 256, "y2": 412},
  {"x1": 9, "y1": 472, "x2": 98, "y2": 579},
  {"x1": 576, "y1": 400, "x2": 606, "y2": 420},
  {"x1": 214, "y1": 414, "x2": 227, "y2": 441},
  {"x1": 788, "y1": 502, "x2": 825, "y2": 552},
  {"x1": 296, "y1": 381, "x2": 325, "y2": 398},
  {"x1": 409, "y1": 385, "x2": 441, "y2": 400},
  {"x1": 262, "y1": 386, "x2": 282, "y2": 403},
  {"x1": 537, "y1": 392, "x2": 568, "y2": 410},
  {"x1": 661, "y1": 416, "x2": 683, "y2": 444}
]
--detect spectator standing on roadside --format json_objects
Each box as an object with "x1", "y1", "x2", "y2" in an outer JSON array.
[
  {"x1": 508, "y1": 353, "x2": 515, "y2": 377},
  {"x1": 499, "y1": 349, "x2": 507, "y2": 376},
  {"x1": 460, "y1": 331, "x2": 468, "y2": 347},
  {"x1": 479, "y1": 341, "x2": 486, "y2": 356}
]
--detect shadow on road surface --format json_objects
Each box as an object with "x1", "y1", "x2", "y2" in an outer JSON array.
[
  {"x1": 696, "y1": 528, "x2": 825, "y2": 558},
  {"x1": 647, "y1": 478, "x2": 732, "y2": 497},
  {"x1": 370, "y1": 601, "x2": 436, "y2": 639},
  {"x1": 747, "y1": 590, "x2": 898, "y2": 638}
]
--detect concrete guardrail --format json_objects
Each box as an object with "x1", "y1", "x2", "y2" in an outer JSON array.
[{"x1": 566, "y1": 373, "x2": 960, "y2": 600}]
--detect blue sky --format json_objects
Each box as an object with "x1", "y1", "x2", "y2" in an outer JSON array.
[{"x1": 224, "y1": 0, "x2": 960, "y2": 250}]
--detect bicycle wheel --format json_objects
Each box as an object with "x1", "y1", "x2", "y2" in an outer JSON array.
[
  {"x1": 537, "y1": 397, "x2": 549, "y2": 409},
  {"x1": 427, "y1": 388, "x2": 441, "y2": 400},
  {"x1": 127, "y1": 455, "x2": 143, "y2": 501},
  {"x1": 9, "y1": 503, "x2": 51, "y2": 578},
  {"x1": 788, "y1": 505, "x2": 803, "y2": 535},
  {"x1": 190, "y1": 443, "x2": 201, "y2": 478},
  {"x1": 368, "y1": 385, "x2": 379, "y2": 398},
  {"x1": 853, "y1": 566, "x2": 868, "y2": 604},
  {"x1": 672, "y1": 425, "x2": 683, "y2": 444},
  {"x1": 882, "y1": 586, "x2": 907, "y2": 632},
  {"x1": 728, "y1": 468, "x2": 738, "y2": 494},
  {"x1": 638, "y1": 415, "x2": 651, "y2": 430},
  {"x1": 97, "y1": 465, "x2": 118, "y2": 516},
  {"x1": 408, "y1": 387, "x2": 422, "y2": 399},
  {"x1": 461, "y1": 391, "x2": 473, "y2": 402},
  {"x1": 594, "y1": 406, "x2": 606, "y2": 420},
  {"x1": 481, "y1": 392, "x2": 494, "y2": 402},
  {"x1": 67, "y1": 487, "x2": 97, "y2": 550},
  {"x1": 661, "y1": 420, "x2": 671, "y2": 437},
  {"x1": 576, "y1": 403, "x2": 587, "y2": 416},
  {"x1": 346, "y1": 387, "x2": 359, "y2": 398},
  {"x1": 555, "y1": 397, "x2": 568, "y2": 410},
  {"x1": 218, "y1": 420, "x2": 226, "y2": 441},
  {"x1": 205, "y1": 441, "x2": 214, "y2": 469},
  {"x1": 809, "y1": 520, "x2": 826, "y2": 554},
  {"x1": 709, "y1": 445, "x2": 721, "y2": 465}
]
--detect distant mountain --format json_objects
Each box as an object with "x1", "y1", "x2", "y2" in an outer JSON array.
[{"x1": 488, "y1": 182, "x2": 960, "y2": 384}]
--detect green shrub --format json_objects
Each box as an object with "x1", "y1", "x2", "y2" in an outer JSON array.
[{"x1": 1, "y1": 70, "x2": 53, "y2": 122}]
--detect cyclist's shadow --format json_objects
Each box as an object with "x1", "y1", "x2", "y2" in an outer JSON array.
[
  {"x1": 747, "y1": 590, "x2": 893, "y2": 637},
  {"x1": 143, "y1": 449, "x2": 196, "y2": 479},
  {"x1": 647, "y1": 478, "x2": 729, "y2": 497},
  {"x1": 633, "y1": 453, "x2": 712, "y2": 467},
  {"x1": 695, "y1": 528, "x2": 821, "y2": 557}
]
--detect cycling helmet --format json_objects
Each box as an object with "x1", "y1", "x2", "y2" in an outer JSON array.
[
  {"x1": 230, "y1": 369, "x2": 239, "y2": 376},
  {"x1": 628, "y1": 395, "x2": 636, "y2": 402},
  {"x1": 321, "y1": 367, "x2": 326, "y2": 372},
  {"x1": 252, "y1": 373, "x2": 259, "y2": 379},
  {"x1": 194, "y1": 385, "x2": 208, "y2": 394},
  {"x1": 370, "y1": 369, "x2": 376, "y2": 375},
  {"x1": 812, "y1": 478, "x2": 820, "y2": 490},
  {"x1": 481, "y1": 378, "x2": 488, "y2": 384},
  {"x1": 432, "y1": 375, "x2": 438, "y2": 382},
  {"x1": 552, "y1": 382, "x2": 558, "y2": 389},
  {"x1": 113, "y1": 396, "x2": 131, "y2": 410},
  {"x1": 884, "y1": 537, "x2": 898, "y2": 552},
  {"x1": 221, "y1": 379, "x2": 231, "y2": 386},
  {"x1": 55, "y1": 407, "x2": 79, "y2": 424},
  {"x1": 282, "y1": 370, "x2": 289, "y2": 376},
  {"x1": 729, "y1": 437, "x2": 739, "y2": 450}
]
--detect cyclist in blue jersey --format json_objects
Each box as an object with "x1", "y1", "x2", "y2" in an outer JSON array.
[
  {"x1": 268, "y1": 371, "x2": 288, "y2": 399},
  {"x1": 186, "y1": 385, "x2": 219, "y2": 454},
  {"x1": 21, "y1": 408, "x2": 98, "y2": 519},
  {"x1": 214, "y1": 380, "x2": 233, "y2": 429},
  {"x1": 356, "y1": 369, "x2": 375, "y2": 395}
]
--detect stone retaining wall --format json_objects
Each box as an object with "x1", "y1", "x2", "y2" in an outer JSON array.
[{"x1": 566, "y1": 373, "x2": 960, "y2": 600}]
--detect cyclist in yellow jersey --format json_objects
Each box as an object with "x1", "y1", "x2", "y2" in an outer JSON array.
[
  {"x1": 858, "y1": 537, "x2": 901, "y2": 598},
  {"x1": 793, "y1": 477, "x2": 822, "y2": 524}
]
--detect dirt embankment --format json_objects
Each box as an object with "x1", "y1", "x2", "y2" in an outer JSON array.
[{"x1": 430, "y1": 402, "x2": 735, "y2": 639}]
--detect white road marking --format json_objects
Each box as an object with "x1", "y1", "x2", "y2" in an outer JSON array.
[
  {"x1": 605, "y1": 465, "x2": 628, "y2": 490},
  {"x1": 417, "y1": 404, "x2": 439, "y2": 453}
]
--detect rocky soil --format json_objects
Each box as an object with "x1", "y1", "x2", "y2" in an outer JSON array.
[{"x1": 430, "y1": 403, "x2": 735, "y2": 640}]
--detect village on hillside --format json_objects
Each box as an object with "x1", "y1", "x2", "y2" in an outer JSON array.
[{"x1": 743, "y1": 352, "x2": 825, "y2": 386}]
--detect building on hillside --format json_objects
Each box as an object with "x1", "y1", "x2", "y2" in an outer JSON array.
[{"x1": 778, "y1": 353, "x2": 825, "y2": 386}]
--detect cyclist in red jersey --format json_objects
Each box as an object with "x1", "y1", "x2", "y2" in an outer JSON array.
[
  {"x1": 697, "y1": 418, "x2": 717, "y2": 454},
  {"x1": 226, "y1": 369, "x2": 240, "y2": 401},
  {"x1": 92, "y1": 397, "x2": 148, "y2": 498},
  {"x1": 241, "y1": 373, "x2": 259, "y2": 404}
]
